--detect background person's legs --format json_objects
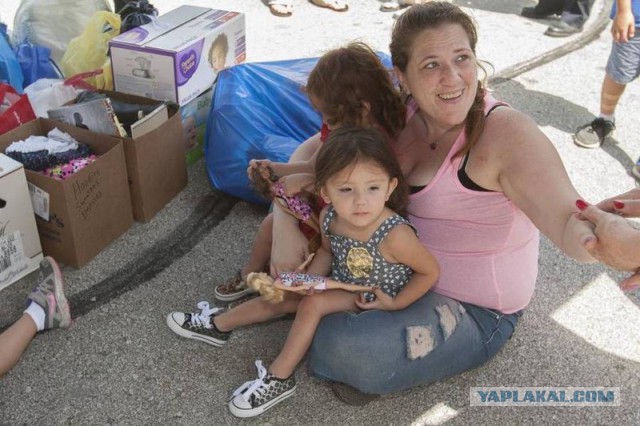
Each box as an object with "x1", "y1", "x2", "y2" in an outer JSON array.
[
  {"x1": 0, "y1": 257, "x2": 71, "y2": 377},
  {"x1": 0, "y1": 315, "x2": 37, "y2": 377},
  {"x1": 601, "y1": 74, "x2": 627, "y2": 118},
  {"x1": 545, "y1": 0, "x2": 593, "y2": 36}
]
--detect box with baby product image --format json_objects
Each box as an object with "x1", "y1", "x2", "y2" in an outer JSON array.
[
  {"x1": 0, "y1": 119, "x2": 133, "y2": 268},
  {"x1": 0, "y1": 154, "x2": 43, "y2": 292},
  {"x1": 181, "y1": 87, "x2": 213, "y2": 165},
  {"x1": 109, "y1": 5, "x2": 246, "y2": 106}
]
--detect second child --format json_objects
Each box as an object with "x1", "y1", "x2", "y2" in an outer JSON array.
[
  {"x1": 213, "y1": 42, "x2": 407, "y2": 301},
  {"x1": 167, "y1": 127, "x2": 439, "y2": 417}
]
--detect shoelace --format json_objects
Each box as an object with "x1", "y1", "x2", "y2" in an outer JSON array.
[
  {"x1": 189, "y1": 301, "x2": 223, "y2": 328},
  {"x1": 231, "y1": 360, "x2": 269, "y2": 402}
]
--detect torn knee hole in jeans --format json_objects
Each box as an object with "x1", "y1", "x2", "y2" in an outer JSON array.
[{"x1": 406, "y1": 305, "x2": 460, "y2": 360}]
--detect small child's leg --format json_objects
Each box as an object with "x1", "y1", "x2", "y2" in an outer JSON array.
[
  {"x1": 214, "y1": 292, "x2": 301, "y2": 332},
  {"x1": 269, "y1": 290, "x2": 357, "y2": 379},
  {"x1": 228, "y1": 291, "x2": 357, "y2": 418},
  {"x1": 0, "y1": 315, "x2": 37, "y2": 377},
  {"x1": 241, "y1": 213, "x2": 273, "y2": 277},
  {"x1": 215, "y1": 214, "x2": 274, "y2": 302}
]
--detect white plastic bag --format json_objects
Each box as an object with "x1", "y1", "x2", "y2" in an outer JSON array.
[
  {"x1": 12, "y1": 0, "x2": 111, "y2": 69},
  {"x1": 24, "y1": 70, "x2": 101, "y2": 117}
]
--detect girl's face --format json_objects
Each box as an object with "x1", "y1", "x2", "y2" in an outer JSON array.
[
  {"x1": 396, "y1": 23, "x2": 478, "y2": 130},
  {"x1": 321, "y1": 159, "x2": 398, "y2": 230}
]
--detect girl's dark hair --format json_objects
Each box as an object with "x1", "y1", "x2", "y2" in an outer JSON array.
[
  {"x1": 305, "y1": 42, "x2": 406, "y2": 138},
  {"x1": 315, "y1": 127, "x2": 409, "y2": 216},
  {"x1": 390, "y1": 2, "x2": 487, "y2": 157}
]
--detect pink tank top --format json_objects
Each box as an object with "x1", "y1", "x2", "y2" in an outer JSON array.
[{"x1": 407, "y1": 95, "x2": 539, "y2": 314}]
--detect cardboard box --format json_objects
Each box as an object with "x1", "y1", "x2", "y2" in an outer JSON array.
[
  {"x1": 181, "y1": 87, "x2": 213, "y2": 165},
  {"x1": 110, "y1": 6, "x2": 246, "y2": 105},
  {"x1": 100, "y1": 91, "x2": 188, "y2": 222},
  {"x1": 0, "y1": 120, "x2": 134, "y2": 268},
  {"x1": 0, "y1": 154, "x2": 43, "y2": 291}
]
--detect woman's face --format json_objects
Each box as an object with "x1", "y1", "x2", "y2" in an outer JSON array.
[{"x1": 397, "y1": 23, "x2": 478, "y2": 129}]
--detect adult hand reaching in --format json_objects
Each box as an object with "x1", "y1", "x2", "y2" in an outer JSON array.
[
  {"x1": 594, "y1": 188, "x2": 640, "y2": 218},
  {"x1": 577, "y1": 199, "x2": 640, "y2": 291}
]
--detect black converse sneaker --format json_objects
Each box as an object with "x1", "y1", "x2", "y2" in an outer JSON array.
[
  {"x1": 229, "y1": 360, "x2": 297, "y2": 418},
  {"x1": 166, "y1": 301, "x2": 230, "y2": 347}
]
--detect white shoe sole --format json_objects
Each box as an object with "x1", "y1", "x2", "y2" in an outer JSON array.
[
  {"x1": 228, "y1": 386, "x2": 296, "y2": 418},
  {"x1": 572, "y1": 129, "x2": 615, "y2": 149},
  {"x1": 165, "y1": 312, "x2": 227, "y2": 347},
  {"x1": 214, "y1": 287, "x2": 255, "y2": 302}
]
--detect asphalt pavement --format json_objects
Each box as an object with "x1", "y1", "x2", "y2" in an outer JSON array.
[{"x1": 1, "y1": 0, "x2": 639, "y2": 424}]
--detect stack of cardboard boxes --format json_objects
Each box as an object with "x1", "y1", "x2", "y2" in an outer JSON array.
[
  {"x1": 0, "y1": 6, "x2": 246, "y2": 291},
  {"x1": 109, "y1": 5, "x2": 246, "y2": 164}
]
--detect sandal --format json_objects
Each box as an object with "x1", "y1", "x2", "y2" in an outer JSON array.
[
  {"x1": 380, "y1": 0, "x2": 428, "y2": 12},
  {"x1": 214, "y1": 271, "x2": 256, "y2": 302},
  {"x1": 268, "y1": 0, "x2": 294, "y2": 17},
  {"x1": 310, "y1": 0, "x2": 349, "y2": 12}
]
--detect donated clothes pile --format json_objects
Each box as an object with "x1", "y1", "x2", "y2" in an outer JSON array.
[{"x1": 0, "y1": 0, "x2": 158, "y2": 177}]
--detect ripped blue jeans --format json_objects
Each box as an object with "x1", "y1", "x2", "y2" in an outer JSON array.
[{"x1": 308, "y1": 291, "x2": 522, "y2": 394}]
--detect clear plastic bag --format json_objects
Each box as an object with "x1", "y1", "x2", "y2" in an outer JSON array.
[{"x1": 12, "y1": 0, "x2": 111, "y2": 69}]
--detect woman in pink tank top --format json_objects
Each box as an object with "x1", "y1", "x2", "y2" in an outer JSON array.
[{"x1": 269, "y1": 1, "x2": 634, "y2": 406}]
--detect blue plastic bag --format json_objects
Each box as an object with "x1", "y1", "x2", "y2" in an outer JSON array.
[
  {"x1": 205, "y1": 57, "x2": 323, "y2": 205},
  {"x1": 15, "y1": 42, "x2": 60, "y2": 87},
  {"x1": 0, "y1": 23, "x2": 24, "y2": 92},
  {"x1": 205, "y1": 54, "x2": 393, "y2": 205}
]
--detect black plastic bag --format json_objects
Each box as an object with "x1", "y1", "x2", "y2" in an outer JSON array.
[{"x1": 117, "y1": 0, "x2": 158, "y2": 34}]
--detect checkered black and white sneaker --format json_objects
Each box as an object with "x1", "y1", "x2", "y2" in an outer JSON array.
[
  {"x1": 229, "y1": 360, "x2": 297, "y2": 418},
  {"x1": 166, "y1": 301, "x2": 230, "y2": 347}
]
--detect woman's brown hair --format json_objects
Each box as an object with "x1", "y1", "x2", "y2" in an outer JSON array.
[
  {"x1": 390, "y1": 2, "x2": 487, "y2": 157},
  {"x1": 305, "y1": 42, "x2": 406, "y2": 138},
  {"x1": 315, "y1": 127, "x2": 409, "y2": 217}
]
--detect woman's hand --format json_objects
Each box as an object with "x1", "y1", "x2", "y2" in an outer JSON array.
[
  {"x1": 247, "y1": 159, "x2": 273, "y2": 182},
  {"x1": 593, "y1": 188, "x2": 640, "y2": 218},
  {"x1": 354, "y1": 288, "x2": 398, "y2": 311},
  {"x1": 577, "y1": 201, "x2": 640, "y2": 273},
  {"x1": 620, "y1": 271, "x2": 640, "y2": 294}
]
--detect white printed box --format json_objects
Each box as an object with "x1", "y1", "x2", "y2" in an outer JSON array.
[
  {"x1": 110, "y1": 5, "x2": 246, "y2": 105},
  {"x1": 0, "y1": 154, "x2": 43, "y2": 292}
]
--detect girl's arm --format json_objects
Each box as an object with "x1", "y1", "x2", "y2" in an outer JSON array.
[
  {"x1": 280, "y1": 172, "x2": 316, "y2": 196},
  {"x1": 357, "y1": 224, "x2": 440, "y2": 311},
  {"x1": 268, "y1": 135, "x2": 322, "y2": 274},
  {"x1": 249, "y1": 133, "x2": 322, "y2": 179}
]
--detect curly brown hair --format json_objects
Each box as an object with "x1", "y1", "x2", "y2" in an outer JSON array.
[
  {"x1": 315, "y1": 127, "x2": 409, "y2": 217},
  {"x1": 305, "y1": 42, "x2": 406, "y2": 138},
  {"x1": 390, "y1": 2, "x2": 488, "y2": 157}
]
